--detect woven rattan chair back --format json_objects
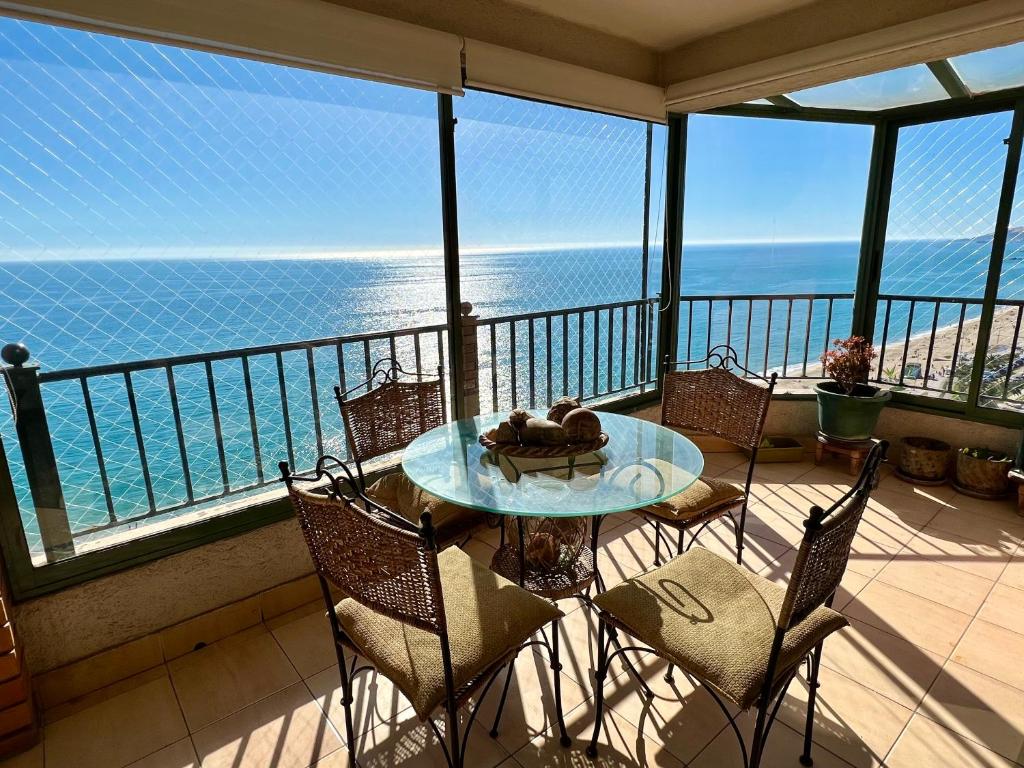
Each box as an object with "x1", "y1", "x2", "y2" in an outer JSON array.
[
  {"x1": 282, "y1": 459, "x2": 446, "y2": 635},
  {"x1": 335, "y1": 358, "x2": 447, "y2": 479},
  {"x1": 778, "y1": 440, "x2": 889, "y2": 630},
  {"x1": 661, "y1": 346, "x2": 776, "y2": 451}
]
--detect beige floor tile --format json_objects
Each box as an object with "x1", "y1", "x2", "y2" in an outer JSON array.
[
  {"x1": 885, "y1": 714, "x2": 1015, "y2": 768},
  {"x1": 463, "y1": 535, "x2": 498, "y2": 565},
  {"x1": 305, "y1": 657, "x2": 414, "y2": 740},
  {"x1": 699, "y1": 529, "x2": 791, "y2": 574},
  {"x1": 512, "y1": 698, "x2": 686, "y2": 768},
  {"x1": 865, "y1": 488, "x2": 947, "y2": 529},
  {"x1": 777, "y1": 666, "x2": 913, "y2": 767},
  {"x1": 876, "y1": 472, "x2": 957, "y2": 504},
  {"x1": 45, "y1": 675, "x2": 188, "y2": 768},
  {"x1": 467, "y1": 651, "x2": 589, "y2": 755},
  {"x1": 0, "y1": 743, "x2": 43, "y2": 768},
  {"x1": 952, "y1": 620, "x2": 1024, "y2": 692},
  {"x1": 599, "y1": 656, "x2": 735, "y2": 764},
  {"x1": 918, "y1": 661, "x2": 1024, "y2": 764},
  {"x1": 927, "y1": 505, "x2": 1024, "y2": 551},
  {"x1": 271, "y1": 610, "x2": 336, "y2": 679},
  {"x1": 192, "y1": 682, "x2": 343, "y2": 768},
  {"x1": 545, "y1": 604, "x2": 639, "y2": 689},
  {"x1": 820, "y1": 619, "x2": 944, "y2": 709},
  {"x1": 169, "y1": 626, "x2": 300, "y2": 731},
  {"x1": 703, "y1": 452, "x2": 748, "y2": 476},
  {"x1": 901, "y1": 527, "x2": 1013, "y2": 581},
  {"x1": 689, "y1": 714, "x2": 855, "y2": 768},
  {"x1": 350, "y1": 704, "x2": 510, "y2": 768},
  {"x1": 999, "y1": 551, "x2": 1024, "y2": 590},
  {"x1": 599, "y1": 523, "x2": 661, "y2": 576},
  {"x1": 124, "y1": 739, "x2": 199, "y2": 768},
  {"x1": 976, "y1": 582, "x2": 1024, "y2": 636},
  {"x1": 843, "y1": 581, "x2": 973, "y2": 656},
  {"x1": 875, "y1": 556, "x2": 994, "y2": 616},
  {"x1": 758, "y1": 549, "x2": 870, "y2": 610},
  {"x1": 742, "y1": 499, "x2": 808, "y2": 548},
  {"x1": 947, "y1": 493, "x2": 1024, "y2": 525}
]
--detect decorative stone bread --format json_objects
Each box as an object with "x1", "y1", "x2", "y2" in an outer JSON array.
[
  {"x1": 508, "y1": 409, "x2": 533, "y2": 429},
  {"x1": 561, "y1": 407, "x2": 602, "y2": 442},
  {"x1": 518, "y1": 417, "x2": 568, "y2": 445},
  {"x1": 546, "y1": 395, "x2": 582, "y2": 424},
  {"x1": 494, "y1": 420, "x2": 519, "y2": 444}
]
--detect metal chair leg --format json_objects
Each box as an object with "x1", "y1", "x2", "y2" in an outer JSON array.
[
  {"x1": 653, "y1": 519, "x2": 663, "y2": 566},
  {"x1": 736, "y1": 502, "x2": 749, "y2": 566},
  {"x1": 446, "y1": 695, "x2": 462, "y2": 768},
  {"x1": 800, "y1": 642, "x2": 825, "y2": 766},
  {"x1": 551, "y1": 618, "x2": 572, "y2": 747},
  {"x1": 586, "y1": 618, "x2": 608, "y2": 759},
  {"x1": 749, "y1": 699, "x2": 770, "y2": 768},
  {"x1": 489, "y1": 662, "x2": 515, "y2": 738}
]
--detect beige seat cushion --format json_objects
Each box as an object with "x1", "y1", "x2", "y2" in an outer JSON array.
[
  {"x1": 336, "y1": 547, "x2": 561, "y2": 719},
  {"x1": 644, "y1": 474, "x2": 744, "y2": 522},
  {"x1": 593, "y1": 547, "x2": 847, "y2": 709},
  {"x1": 366, "y1": 471, "x2": 483, "y2": 543}
]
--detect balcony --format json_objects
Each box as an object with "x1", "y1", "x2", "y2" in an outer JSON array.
[{"x1": 0, "y1": 4, "x2": 1023, "y2": 768}]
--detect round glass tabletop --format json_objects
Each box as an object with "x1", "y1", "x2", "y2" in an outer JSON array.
[{"x1": 402, "y1": 411, "x2": 704, "y2": 517}]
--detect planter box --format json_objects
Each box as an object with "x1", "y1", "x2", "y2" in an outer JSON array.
[{"x1": 743, "y1": 437, "x2": 805, "y2": 463}]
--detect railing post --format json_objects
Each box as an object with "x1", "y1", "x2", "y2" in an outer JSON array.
[
  {"x1": 460, "y1": 302, "x2": 481, "y2": 418},
  {"x1": 1, "y1": 344, "x2": 74, "y2": 563}
]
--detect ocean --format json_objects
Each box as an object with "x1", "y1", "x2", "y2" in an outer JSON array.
[{"x1": 0, "y1": 237, "x2": 1014, "y2": 548}]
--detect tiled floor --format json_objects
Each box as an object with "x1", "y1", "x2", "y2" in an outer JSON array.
[{"x1": 6, "y1": 455, "x2": 1024, "y2": 767}]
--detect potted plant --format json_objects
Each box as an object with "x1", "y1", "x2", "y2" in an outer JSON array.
[
  {"x1": 815, "y1": 336, "x2": 891, "y2": 441},
  {"x1": 896, "y1": 436, "x2": 950, "y2": 485},
  {"x1": 954, "y1": 447, "x2": 1012, "y2": 499}
]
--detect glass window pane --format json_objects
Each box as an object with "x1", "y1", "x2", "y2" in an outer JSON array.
[
  {"x1": 681, "y1": 115, "x2": 872, "y2": 391},
  {"x1": 874, "y1": 111, "x2": 1012, "y2": 400},
  {"x1": 950, "y1": 42, "x2": 1024, "y2": 94},
  {"x1": 789, "y1": 64, "x2": 948, "y2": 110},
  {"x1": 0, "y1": 17, "x2": 446, "y2": 559},
  {"x1": 454, "y1": 91, "x2": 666, "y2": 413}
]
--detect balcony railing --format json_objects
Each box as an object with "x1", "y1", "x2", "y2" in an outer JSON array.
[
  {"x1": 677, "y1": 293, "x2": 855, "y2": 378},
  {"x1": 6, "y1": 289, "x2": 1023, "y2": 571}
]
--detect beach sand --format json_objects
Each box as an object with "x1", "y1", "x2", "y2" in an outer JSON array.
[{"x1": 793, "y1": 306, "x2": 1021, "y2": 394}]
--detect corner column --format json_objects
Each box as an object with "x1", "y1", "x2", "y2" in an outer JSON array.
[{"x1": 460, "y1": 303, "x2": 481, "y2": 418}]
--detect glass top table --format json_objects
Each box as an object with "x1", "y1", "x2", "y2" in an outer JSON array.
[{"x1": 402, "y1": 411, "x2": 704, "y2": 518}]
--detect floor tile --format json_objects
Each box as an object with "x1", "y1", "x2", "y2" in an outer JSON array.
[
  {"x1": 45, "y1": 675, "x2": 188, "y2": 768},
  {"x1": 999, "y1": 551, "x2": 1024, "y2": 591},
  {"x1": 952, "y1": 620, "x2": 1024, "y2": 692},
  {"x1": 689, "y1": 713, "x2": 854, "y2": 768},
  {"x1": 885, "y1": 714, "x2": 1016, "y2": 768},
  {"x1": 124, "y1": 739, "x2": 199, "y2": 767},
  {"x1": 741, "y1": 499, "x2": 807, "y2": 548},
  {"x1": 305, "y1": 657, "x2": 414, "y2": 739},
  {"x1": 512, "y1": 698, "x2": 686, "y2": 768},
  {"x1": 169, "y1": 626, "x2": 300, "y2": 731},
  {"x1": 350, "y1": 704, "x2": 509, "y2": 768},
  {"x1": 599, "y1": 655, "x2": 735, "y2": 764},
  {"x1": 777, "y1": 665, "x2": 913, "y2": 767},
  {"x1": 192, "y1": 682, "x2": 343, "y2": 768},
  {"x1": 820, "y1": 619, "x2": 944, "y2": 710},
  {"x1": 926, "y1": 506, "x2": 1024, "y2": 552},
  {"x1": 901, "y1": 527, "x2": 1013, "y2": 581},
  {"x1": 271, "y1": 610, "x2": 336, "y2": 679},
  {"x1": 875, "y1": 556, "x2": 994, "y2": 616},
  {"x1": 865, "y1": 488, "x2": 947, "y2": 528},
  {"x1": 917, "y1": 661, "x2": 1024, "y2": 764},
  {"x1": 843, "y1": 581, "x2": 972, "y2": 656},
  {"x1": 976, "y1": 582, "x2": 1024, "y2": 635},
  {"x1": 467, "y1": 651, "x2": 589, "y2": 755}
]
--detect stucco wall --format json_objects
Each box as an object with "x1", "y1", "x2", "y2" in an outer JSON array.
[{"x1": 14, "y1": 518, "x2": 314, "y2": 673}]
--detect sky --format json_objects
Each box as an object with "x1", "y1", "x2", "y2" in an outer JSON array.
[{"x1": 0, "y1": 16, "x2": 1014, "y2": 258}]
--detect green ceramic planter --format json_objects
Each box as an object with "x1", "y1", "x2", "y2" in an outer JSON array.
[{"x1": 814, "y1": 382, "x2": 891, "y2": 441}]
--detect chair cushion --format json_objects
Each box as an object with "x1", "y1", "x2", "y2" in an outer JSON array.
[
  {"x1": 593, "y1": 546, "x2": 847, "y2": 709},
  {"x1": 644, "y1": 474, "x2": 745, "y2": 522},
  {"x1": 366, "y1": 471, "x2": 483, "y2": 544},
  {"x1": 336, "y1": 547, "x2": 561, "y2": 719}
]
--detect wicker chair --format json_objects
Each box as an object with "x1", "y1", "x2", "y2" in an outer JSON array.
[
  {"x1": 280, "y1": 456, "x2": 572, "y2": 768},
  {"x1": 335, "y1": 357, "x2": 484, "y2": 549},
  {"x1": 639, "y1": 345, "x2": 777, "y2": 566},
  {"x1": 587, "y1": 440, "x2": 889, "y2": 767}
]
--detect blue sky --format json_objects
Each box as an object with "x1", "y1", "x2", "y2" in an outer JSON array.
[{"x1": 0, "y1": 16, "x2": 1004, "y2": 257}]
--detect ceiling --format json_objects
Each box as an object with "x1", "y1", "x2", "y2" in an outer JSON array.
[{"x1": 501, "y1": 0, "x2": 820, "y2": 51}]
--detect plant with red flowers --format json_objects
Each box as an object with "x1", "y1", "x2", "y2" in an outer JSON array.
[{"x1": 821, "y1": 336, "x2": 876, "y2": 396}]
